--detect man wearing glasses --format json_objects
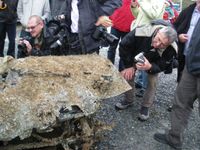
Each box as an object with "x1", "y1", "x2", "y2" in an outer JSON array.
[
  {"x1": 17, "y1": 15, "x2": 61, "y2": 57},
  {"x1": 115, "y1": 21, "x2": 178, "y2": 121}
]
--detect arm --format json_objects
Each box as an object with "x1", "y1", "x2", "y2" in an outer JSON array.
[
  {"x1": 41, "y1": 0, "x2": 50, "y2": 20},
  {"x1": 17, "y1": 0, "x2": 23, "y2": 25},
  {"x1": 119, "y1": 30, "x2": 139, "y2": 69},
  {"x1": 139, "y1": 1, "x2": 165, "y2": 19},
  {"x1": 98, "y1": 0, "x2": 122, "y2": 16}
]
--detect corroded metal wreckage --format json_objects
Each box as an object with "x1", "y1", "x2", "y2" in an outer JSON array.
[{"x1": 0, "y1": 55, "x2": 131, "y2": 150}]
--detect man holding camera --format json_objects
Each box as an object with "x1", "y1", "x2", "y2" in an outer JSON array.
[
  {"x1": 60, "y1": 0, "x2": 121, "y2": 55},
  {"x1": 115, "y1": 21, "x2": 178, "y2": 121},
  {"x1": 17, "y1": 15, "x2": 66, "y2": 58}
]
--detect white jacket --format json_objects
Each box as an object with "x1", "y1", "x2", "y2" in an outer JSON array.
[
  {"x1": 130, "y1": 0, "x2": 165, "y2": 30},
  {"x1": 17, "y1": 0, "x2": 50, "y2": 27}
]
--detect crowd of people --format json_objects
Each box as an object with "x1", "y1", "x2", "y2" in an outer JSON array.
[{"x1": 0, "y1": 0, "x2": 200, "y2": 150}]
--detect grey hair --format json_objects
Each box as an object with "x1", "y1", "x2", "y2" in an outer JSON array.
[
  {"x1": 159, "y1": 26, "x2": 177, "y2": 43},
  {"x1": 29, "y1": 15, "x2": 43, "y2": 24}
]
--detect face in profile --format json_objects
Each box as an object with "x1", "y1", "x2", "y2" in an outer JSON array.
[
  {"x1": 27, "y1": 18, "x2": 43, "y2": 38},
  {"x1": 151, "y1": 31, "x2": 170, "y2": 49}
]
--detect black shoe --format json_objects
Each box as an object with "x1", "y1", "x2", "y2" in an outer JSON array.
[
  {"x1": 167, "y1": 105, "x2": 172, "y2": 112},
  {"x1": 135, "y1": 83, "x2": 142, "y2": 89},
  {"x1": 136, "y1": 89, "x2": 144, "y2": 97},
  {"x1": 138, "y1": 106, "x2": 149, "y2": 121},
  {"x1": 115, "y1": 101, "x2": 133, "y2": 110},
  {"x1": 154, "y1": 133, "x2": 182, "y2": 150}
]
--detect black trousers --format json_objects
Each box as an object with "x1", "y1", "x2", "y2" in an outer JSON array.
[{"x1": 0, "y1": 22, "x2": 16, "y2": 57}]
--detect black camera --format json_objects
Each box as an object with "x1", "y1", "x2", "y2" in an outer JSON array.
[
  {"x1": 134, "y1": 52, "x2": 145, "y2": 63},
  {"x1": 92, "y1": 26, "x2": 118, "y2": 44},
  {"x1": 45, "y1": 15, "x2": 69, "y2": 51},
  {"x1": 17, "y1": 36, "x2": 32, "y2": 53}
]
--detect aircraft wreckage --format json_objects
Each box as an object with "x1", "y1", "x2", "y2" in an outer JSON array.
[{"x1": 0, "y1": 55, "x2": 131, "y2": 150}]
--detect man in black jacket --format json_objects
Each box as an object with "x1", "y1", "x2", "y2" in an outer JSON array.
[
  {"x1": 154, "y1": 1, "x2": 200, "y2": 149},
  {"x1": 17, "y1": 15, "x2": 67, "y2": 57},
  {"x1": 60, "y1": 0, "x2": 121, "y2": 55},
  {"x1": 115, "y1": 22, "x2": 178, "y2": 121},
  {"x1": 0, "y1": 0, "x2": 18, "y2": 57}
]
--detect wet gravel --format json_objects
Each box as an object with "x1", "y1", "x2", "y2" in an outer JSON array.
[{"x1": 94, "y1": 48, "x2": 200, "y2": 150}]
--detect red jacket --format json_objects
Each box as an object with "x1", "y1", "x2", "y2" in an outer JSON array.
[{"x1": 109, "y1": 0, "x2": 135, "y2": 32}]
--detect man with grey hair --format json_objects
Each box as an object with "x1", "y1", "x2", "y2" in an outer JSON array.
[{"x1": 115, "y1": 22, "x2": 178, "y2": 121}]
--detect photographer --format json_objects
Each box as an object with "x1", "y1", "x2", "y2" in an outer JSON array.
[
  {"x1": 59, "y1": 0, "x2": 122, "y2": 55},
  {"x1": 115, "y1": 21, "x2": 178, "y2": 121},
  {"x1": 17, "y1": 15, "x2": 68, "y2": 58}
]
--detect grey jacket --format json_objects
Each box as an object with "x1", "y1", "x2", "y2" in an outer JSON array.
[
  {"x1": 17, "y1": 0, "x2": 50, "y2": 27},
  {"x1": 62, "y1": 0, "x2": 122, "y2": 54}
]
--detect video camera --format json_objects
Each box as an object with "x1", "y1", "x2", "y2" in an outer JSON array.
[{"x1": 92, "y1": 26, "x2": 118, "y2": 45}]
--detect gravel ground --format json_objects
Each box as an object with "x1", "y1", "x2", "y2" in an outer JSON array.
[
  {"x1": 4, "y1": 26, "x2": 200, "y2": 150},
  {"x1": 94, "y1": 48, "x2": 200, "y2": 150}
]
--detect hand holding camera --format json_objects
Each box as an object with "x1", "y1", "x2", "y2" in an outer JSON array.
[
  {"x1": 134, "y1": 52, "x2": 152, "y2": 71},
  {"x1": 18, "y1": 36, "x2": 32, "y2": 55}
]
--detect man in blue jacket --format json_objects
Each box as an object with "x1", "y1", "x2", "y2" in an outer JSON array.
[
  {"x1": 60, "y1": 0, "x2": 121, "y2": 55},
  {"x1": 0, "y1": 0, "x2": 18, "y2": 57}
]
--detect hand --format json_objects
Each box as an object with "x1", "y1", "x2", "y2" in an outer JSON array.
[
  {"x1": 95, "y1": 16, "x2": 112, "y2": 27},
  {"x1": 136, "y1": 57, "x2": 152, "y2": 71},
  {"x1": 120, "y1": 67, "x2": 136, "y2": 81},
  {"x1": 178, "y1": 34, "x2": 188, "y2": 43},
  {"x1": 18, "y1": 39, "x2": 32, "y2": 54}
]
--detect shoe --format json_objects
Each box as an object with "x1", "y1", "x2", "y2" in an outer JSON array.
[
  {"x1": 154, "y1": 133, "x2": 182, "y2": 150},
  {"x1": 115, "y1": 100, "x2": 133, "y2": 110},
  {"x1": 167, "y1": 105, "x2": 172, "y2": 112},
  {"x1": 138, "y1": 106, "x2": 149, "y2": 121},
  {"x1": 136, "y1": 89, "x2": 144, "y2": 97},
  {"x1": 135, "y1": 82, "x2": 142, "y2": 89}
]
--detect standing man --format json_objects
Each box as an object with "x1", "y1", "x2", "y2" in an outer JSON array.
[
  {"x1": 154, "y1": 1, "x2": 200, "y2": 150},
  {"x1": 17, "y1": 0, "x2": 50, "y2": 37},
  {"x1": 0, "y1": 0, "x2": 18, "y2": 57},
  {"x1": 60, "y1": 0, "x2": 122, "y2": 55}
]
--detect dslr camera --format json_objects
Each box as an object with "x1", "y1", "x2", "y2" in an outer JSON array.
[
  {"x1": 134, "y1": 52, "x2": 145, "y2": 63},
  {"x1": 92, "y1": 26, "x2": 118, "y2": 44},
  {"x1": 17, "y1": 36, "x2": 32, "y2": 54},
  {"x1": 45, "y1": 14, "x2": 69, "y2": 51}
]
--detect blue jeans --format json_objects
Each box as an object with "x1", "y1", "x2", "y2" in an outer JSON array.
[
  {"x1": 107, "y1": 27, "x2": 128, "y2": 71},
  {"x1": 0, "y1": 22, "x2": 16, "y2": 57},
  {"x1": 135, "y1": 70, "x2": 148, "y2": 89}
]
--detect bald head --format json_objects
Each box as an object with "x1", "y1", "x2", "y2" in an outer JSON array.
[{"x1": 27, "y1": 15, "x2": 44, "y2": 38}]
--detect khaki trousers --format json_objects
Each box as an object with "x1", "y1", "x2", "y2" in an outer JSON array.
[{"x1": 125, "y1": 72, "x2": 158, "y2": 108}]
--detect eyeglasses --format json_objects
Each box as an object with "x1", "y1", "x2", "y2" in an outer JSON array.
[{"x1": 26, "y1": 22, "x2": 40, "y2": 31}]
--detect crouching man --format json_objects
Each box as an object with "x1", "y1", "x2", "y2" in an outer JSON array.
[
  {"x1": 115, "y1": 21, "x2": 178, "y2": 121},
  {"x1": 17, "y1": 15, "x2": 68, "y2": 58}
]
